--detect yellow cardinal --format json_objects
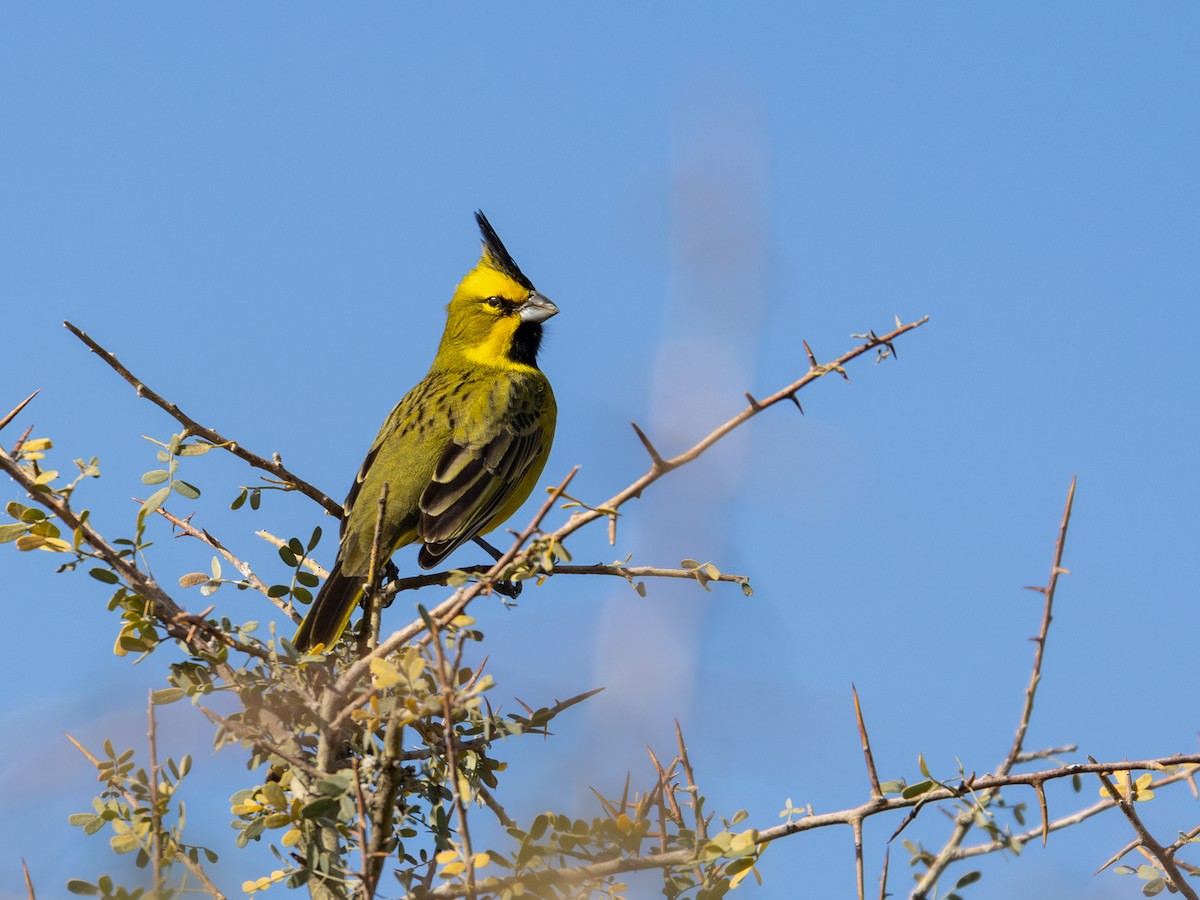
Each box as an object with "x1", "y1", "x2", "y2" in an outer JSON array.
[{"x1": 295, "y1": 212, "x2": 558, "y2": 651}]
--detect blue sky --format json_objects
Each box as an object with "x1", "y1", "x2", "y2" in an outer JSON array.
[{"x1": 2, "y1": 4, "x2": 1198, "y2": 898}]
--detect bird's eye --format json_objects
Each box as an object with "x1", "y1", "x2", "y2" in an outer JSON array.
[{"x1": 485, "y1": 296, "x2": 505, "y2": 310}]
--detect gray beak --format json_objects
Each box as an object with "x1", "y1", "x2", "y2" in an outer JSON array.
[{"x1": 519, "y1": 291, "x2": 559, "y2": 324}]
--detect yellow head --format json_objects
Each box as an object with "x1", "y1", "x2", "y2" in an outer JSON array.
[{"x1": 439, "y1": 212, "x2": 558, "y2": 370}]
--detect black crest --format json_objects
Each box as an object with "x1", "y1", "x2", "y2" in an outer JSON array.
[{"x1": 475, "y1": 211, "x2": 534, "y2": 291}]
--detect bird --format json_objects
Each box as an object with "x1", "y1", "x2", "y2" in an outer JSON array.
[{"x1": 294, "y1": 212, "x2": 558, "y2": 652}]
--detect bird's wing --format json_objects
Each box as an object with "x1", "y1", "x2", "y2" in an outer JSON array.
[
  {"x1": 416, "y1": 379, "x2": 549, "y2": 567},
  {"x1": 340, "y1": 385, "x2": 427, "y2": 538}
]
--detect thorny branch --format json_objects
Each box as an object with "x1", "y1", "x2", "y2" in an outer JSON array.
[
  {"x1": 421, "y1": 753, "x2": 1200, "y2": 900},
  {"x1": 8, "y1": 317, "x2": 1200, "y2": 897},
  {"x1": 341, "y1": 318, "x2": 930, "y2": 694},
  {"x1": 909, "y1": 476, "x2": 1076, "y2": 899},
  {"x1": 63, "y1": 321, "x2": 342, "y2": 518}
]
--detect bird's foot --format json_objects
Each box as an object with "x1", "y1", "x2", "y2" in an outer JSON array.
[{"x1": 492, "y1": 579, "x2": 522, "y2": 600}]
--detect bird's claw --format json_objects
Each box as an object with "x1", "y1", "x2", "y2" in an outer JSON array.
[{"x1": 493, "y1": 579, "x2": 522, "y2": 600}]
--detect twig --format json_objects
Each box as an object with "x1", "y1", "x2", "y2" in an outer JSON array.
[
  {"x1": 373, "y1": 561, "x2": 751, "y2": 598},
  {"x1": 256, "y1": 530, "x2": 329, "y2": 578},
  {"x1": 147, "y1": 692, "x2": 164, "y2": 897},
  {"x1": 195, "y1": 705, "x2": 322, "y2": 778},
  {"x1": 363, "y1": 482, "x2": 390, "y2": 654},
  {"x1": 351, "y1": 757, "x2": 375, "y2": 898},
  {"x1": 148, "y1": 502, "x2": 293, "y2": 618},
  {"x1": 1094, "y1": 763, "x2": 1199, "y2": 900},
  {"x1": 430, "y1": 619, "x2": 475, "y2": 897},
  {"x1": 911, "y1": 476, "x2": 1076, "y2": 897},
  {"x1": 477, "y1": 783, "x2": 515, "y2": 829},
  {"x1": 63, "y1": 321, "x2": 341, "y2": 517},
  {"x1": 65, "y1": 734, "x2": 228, "y2": 899},
  {"x1": 423, "y1": 752, "x2": 1200, "y2": 898},
  {"x1": 366, "y1": 691, "x2": 409, "y2": 893},
  {"x1": 546, "y1": 319, "x2": 930, "y2": 553},
  {"x1": 675, "y1": 720, "x2": 707, "y2": 843}
]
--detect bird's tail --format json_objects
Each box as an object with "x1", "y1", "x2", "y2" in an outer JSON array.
[{"x1": 293, "y1": 560, "x2": 365, "y2": 652}]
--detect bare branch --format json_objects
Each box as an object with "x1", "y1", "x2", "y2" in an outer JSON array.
[
  {"x1": 912, "y1": 476, "x2": 1076, "y2": 897},
  {"x1": 546, "y1": 319, "x2": 929, "y2": 553},
  {"x1": 63, "y1": 321, "x2": 340, "y2": 517},
  {"x1": 149, "y1": 502, "x2": 294, "y2": 619}
]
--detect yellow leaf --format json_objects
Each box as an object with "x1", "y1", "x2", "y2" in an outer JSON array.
[
  {"x1": 435, "y1": 849, "x2": 459, "y2": 865},
  {"x1": 370, "y1": 657, "x2": 403, "y2": 689},
  {"x1": 281, "y1": 827, "x2": 301, "y2": 847},
  {"x1": 442, "y1": 861, "x2": 466, "y2": 876},
  {"x1": 14, "y1": 534, "x2": 45, "y2": 552}
]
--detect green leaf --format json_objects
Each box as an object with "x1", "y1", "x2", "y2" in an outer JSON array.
[
  {"x1": 18, "y1": 506, "x2": 46, "y2": 523},
  {"x1": 141, "y1": 470, "x2": 170, "y2": 485},
  {"x1": 307, "y1": 526, "x2": 323, "y2": 551},
  {"x1": 111, "y1": 832, "x2": 141, "y2": 854},
  {"x1": 300, "y1": 797, "x2": 336, "y2": 819},
  {"x1": 278, "y1": 545, "x2": 297, "y2": 567},
  {"x1": 67, "y1": 881, "x2": 100, "y2": 896},
  {"x1": 141, "y1": 486, "x2": 171, "y2": 517},
  {"x1": 90, "y1": 567, "x2": 120, "y2": 584},
  {"x1": 173, "y1": 480, "x2": 201, "y2": 500},
  {"x1": 0, "y1": 522, "x2": 28, "y2": 543},
  {"x1": 955, "y1": 871, "x2": 982, "y2": 888},
  {"x1": 177, "y1": 442, "x2": 213, "y2": 456},
  {"x1": 902, "y1": 780, "x2": 934, "y2": 799},
  {"x1": 230, "y1": 489, "x2": 247, "y2": 510},
  {"x1": 152, "y1": 688, "x2": 184, "y2": 705},
  {"x1": 296, "y1": 571, "x2": 319, "y2": 588}
]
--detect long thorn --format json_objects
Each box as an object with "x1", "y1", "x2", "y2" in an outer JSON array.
[
  {"x1": 0, "y1": 390, "x2": 39, "y2": 434},
  {"x1": 630, "y1": 421, "x2": 667, "y2": 469}
]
